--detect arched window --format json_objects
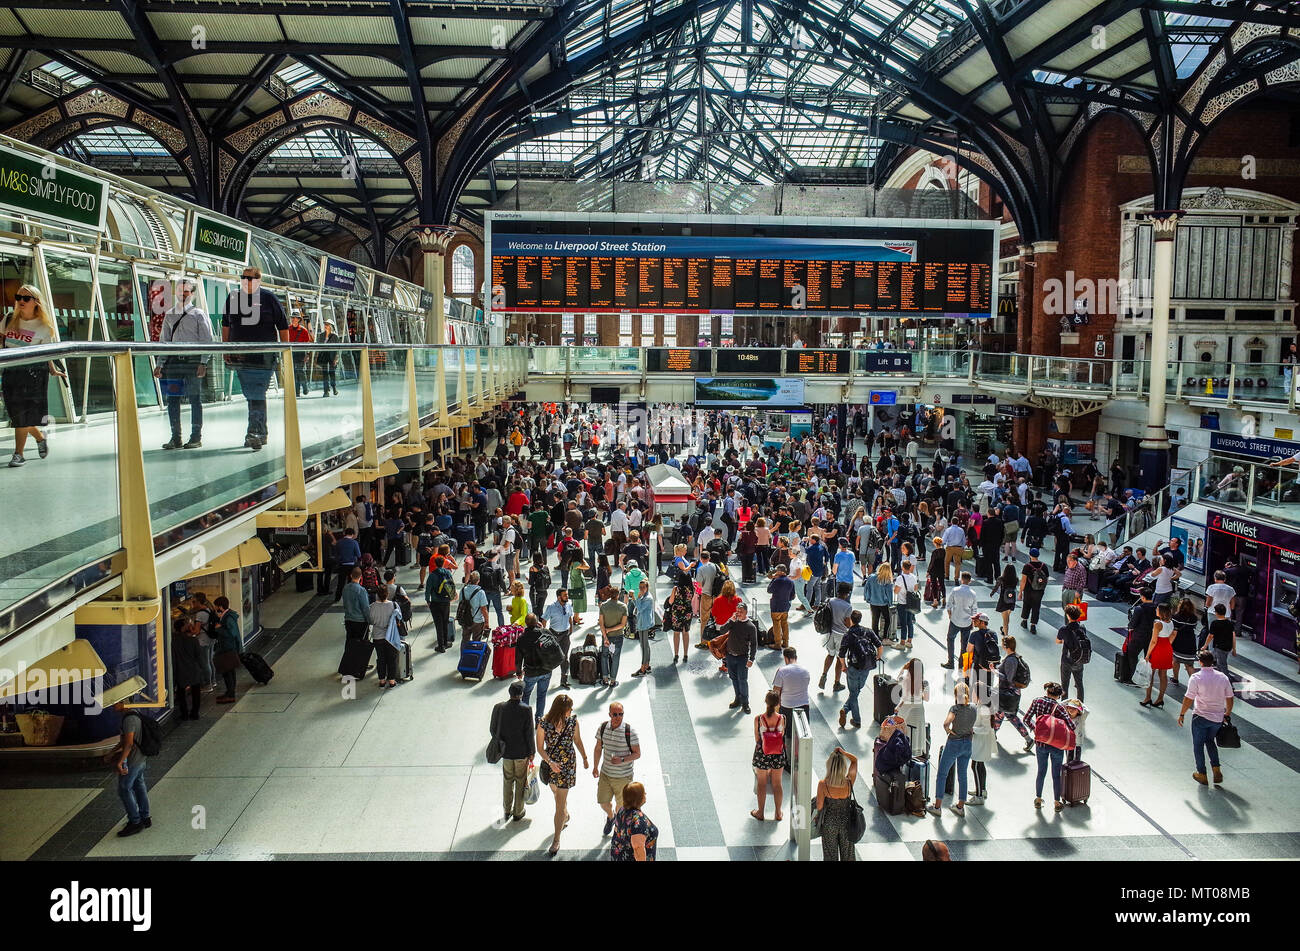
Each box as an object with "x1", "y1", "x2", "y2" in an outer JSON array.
[{"x1": 451, "y1": 244, "x2": 475, "y2": 294}]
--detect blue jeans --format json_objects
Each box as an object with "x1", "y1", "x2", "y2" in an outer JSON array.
[
  {"x1": 485, "y1": 589, "x2": 505, "y2": 627},
  {"x1": 1191, "y1": 714, "x2": 1223, "y2": 774},
  {"x1": 936, "y1": 736, "x2": 971, "y2": 801},
  {"x1": 843, "y1": 666, "x2": 870, "y2": 723},
  {"x1": 117, "y1": 761, "x2": 150, "y2": 824},
  {"x1": 896, "y1": 605, "x2": 915, "y2": 642},
  {"x1": 725, "y1": 653, "x2": 750, "y2": 705},
  {"x1": 794, "y1": 578, "x2": 812, "y2": 611},
  {"x1": 1034, "y1": 742, "x2": 1065, "y2": 799},
  {"x1": 235, "y1": 367, "x2": 273, "y2": 437},
  {"x1": 946, "y1": 623, "x2": 971, "y2": 665},
  {"x1": 522, "y1": 672, "x2": 551, "y2": 720},
  {"x1": 164, "y1": 365, "x2": 203, "y2": 439},
  {"x1": 601, "y1": 636, "x2": 624, "y2": 682}
]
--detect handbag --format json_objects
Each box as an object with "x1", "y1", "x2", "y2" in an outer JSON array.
[
  {"x1": 485, "y1": 714, "x2": 505, "y2": 764},
  {"x1": 1216, "y1": 716, "x2": 1241, "y2": 749},
  {"x1": 540, "y1": 760, "x2": 552, "y2": 784},
  {"x1": 846, "y1": 788, "x2": 867, "y2": 843},
  {"x1": 213, "y1": 650, "x2": 240, "y2": 674},
  {"x1": 903, "y1": 575, "x2": 921, "y2": 612},
  {"x1": 523, "y1": 763, "x2": 540, "y2": 805},
  {"x1": 709, "y1": 631, "x2": 730, "y2": 660},
  {"x1": 810, "y1": 804, "x2": 824, "y2": 839}
]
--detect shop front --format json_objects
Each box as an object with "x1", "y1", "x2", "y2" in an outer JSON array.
[{"x1": 1204, "y1": 511, "x2": 1300, "y2": 656}]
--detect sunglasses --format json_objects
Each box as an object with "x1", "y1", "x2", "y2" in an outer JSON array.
[
  {"x1": 609, "y1": 712, "x2": 624, "y2": 719},
  {"x1": 14, "y1": 294, "x2": 33, "y2": 302},
  {"x1": 240, "y1": 275, "x2": 258, "y2": 282}
]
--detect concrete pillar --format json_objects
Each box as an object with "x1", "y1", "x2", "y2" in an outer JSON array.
[
  {"x1": 1139, "y1": 211, "x2": 1182, "y2": 491},
  {"x1": 416, "y1": 226, "x2": 457, "y2": 346}
]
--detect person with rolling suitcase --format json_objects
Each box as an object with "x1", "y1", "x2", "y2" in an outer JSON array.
[
  {"x1": 368, "y1": 585, "x2": 403, "y2": 689},
  {"x1": 1023, "y1": 682, "x2": 1077, "y2": 812},
  {"x1": 211, "y1": 596, "x2": 243, "y2": 705}
]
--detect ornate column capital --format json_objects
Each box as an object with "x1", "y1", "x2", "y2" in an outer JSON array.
[
  {"x1": 1146, "y1": 210, "x2": 1185, "y2": 241},
  {"x1": 1017, "y1": 244, "x2": 1034, "y2": 257},
  {"x1": 1030, "y1": 240, "x2": 1059, "y2": 255},
  {"x1": 415, "y1": 225, "x2": 458, "y2": 255}
]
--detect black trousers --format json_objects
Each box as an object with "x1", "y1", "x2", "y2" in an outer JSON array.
[
  {"x1": 177, "y1": 683, "x2": 202, "y2": 718},
  {"x1": 317, "y1": 563, "x2": 334, "y2": 594},
  {"x1": 334, "y1": 565, "x2": 356, "y2": 601},
  {"x1": 221, "y1": 669, "x2": 237, "y2": 698},
  {"x1": 345, "y1": 619, "x2": 369, "y2": 641},
  {"x1": 429, "y1": 601, "x2": 451, "y2": 648},
  {"x1": 382, "y1": 537, "x2": 407, "y2": 567},
  {"x1": 1020, "y1": 593, "x2": 1043, "y2": 626}
]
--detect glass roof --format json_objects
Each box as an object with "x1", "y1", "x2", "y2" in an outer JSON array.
[
  {"x1": 275, "y1": 62, "x2": 337, "y2": 94},
  {"x1": 268, "y1": 129, "x2": 392, "y2": 161},
  {"x1": 63, "y1": 125, "x2": 172, "y2": 157}
]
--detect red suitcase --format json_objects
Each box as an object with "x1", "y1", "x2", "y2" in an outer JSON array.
[
  {"x1": 1062, "y1": 759, "x2": 1091, "y2": 805},
  {"x1": 492, "y1": 645, "x2": 516, "y2": 679}
]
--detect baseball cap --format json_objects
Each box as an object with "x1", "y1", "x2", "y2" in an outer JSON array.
[
  {"x1": 1029, "y1": 547, "x2": 1041, "y2": 557},
  {"x1": 972, "y1": 611, "x2": 990, "y2": 623}
]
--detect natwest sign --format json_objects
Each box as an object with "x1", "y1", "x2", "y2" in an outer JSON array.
[{"x1": 1209, "y1": 513, "x2": 1259, "y2": 539}]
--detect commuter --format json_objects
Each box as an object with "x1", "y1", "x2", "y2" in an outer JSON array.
[
  {"x1": 508, "y1": 579, "x2": 529, "y2": 627},
  {"x1": 665, "y1": 570, "x2": 695, "y2": 664},
  {"x1": 766, "y1": 564, "x2": 795, "y2": 650},
  {"x1": 478, "y1": 550, "x2": 507, "y2": 627},
  {"x1": 772, "y1": 646, "x2": 811, "y2": 757},
  {"x1": 537, "y1": 693, "x2": 587, "y2": 855},
  {"x1": 1119, "y1": 587, "x2": 1157, "y2": 686},
  {"x1": 610, "y1": 782, "x2": 658, "y2": 862},
  {"x1": 368, "y1": 585, "x2": 402, "y2": 689},
  {"x1": 515, "y1": 615, "x2": 552, "y2": 719},
  {"x1": 992, "y1": 562, "x2": 1018, "y2": 635},
  {"x1": 318, "y1": 320, "x2": 340, "y2": 396},
  {"x1": 815, "y1": 747, "x2": 859, "y2": 862},
  {"x1": 837, "y1": 612, "x2": 881, "y2": 729},
  {"x1": 924, "y1": 537, "x2": 947, "y2": 608},
  {"x1": 969, "y1": 692, "x2": 996, "y2": 805},
  {"x1": 1140, "y1": 602, "x2": 1175, "y2": 709},
  {"x1": 489, "y1": 681, "x2": 537, "y2": 823},
  {"x1": 1023, "y1": 682, "x2": 1075, "y2": 811},
  {"x1": 171, "y1": 615, "x2": 207, "y2": 720},
  {"x1": 220, "y1": 265, "x2": 288, "y2": 451},
  {"x1": 893, "y1": 558, "x2": 918, "y2": 649},
  {"x1": 820, "y1": 582, "x2": 854, "y2": 691},
  {"x1": 1061, "y1": 551, "x2": 1087, "y2": 609},
  {"x1": 2, "y1": 284, "x2": 66, "y2": 467},
  {"x1": 942, "y1": 572, "x2": 977, "y2": 669},
  {"x1": 864, "y1": 563, "x2": 895, "y2": 644},
  {"x1": 941, "y1": 520, "x2": 967, "y2": 583},
  {"x1": 721, "y1": 600, "x2": 758, "y2": 713},
  {"x1": 751, "y1": 689, "x2": 787, "y2": 821},
  {"x1": 1018, "y1": 548, "x2": 1049, "y2": 635},
  {"x1": 155, "y1": 278, "x2": 213, "y2": 450},
  {"x1": 1178, "y1": 650, "x2": 1234, "y2": 786},
  {"x1": 286, "y1": 311, "x2": 313, "y2": 396},
  {"x1": 1169, "y1": 598, "x2": 1200, "y2": 686},
  {"x1": 527, "y1": 553, "x2": 551, "y2": 617},
  {"x1": 424, "y1": 556, "x2": 456, "y2": 652},
  {"x1": 629, "y1": 579, "x2": 655, "y2": 678},
  {"x1": 593, "y1": 702, "x2": 641, "y2": 835},
  {"x1": 541, "y1": 588, "x2": 575, "y2": 689},
  {"x1": 1055, "y1": 603, "x2": 1089, "y2": 702},
  {"x1": 928, "y1": 681, "x2": 975, "y2": 817},
  {"x1": 1202, "y1": 603, "x2": 1236, "y2": 678},
  {"x1": 211, "y1": 596, "x2": 242, "y2": 704},
  {"x1": 458, "y1": 570, "x2": 489, "y2": 642},
  {"x1": 109, "y1": 691, "x2": 152, "y2": 837},
  {"x1": 597, "y1": 585, "x2": 628, "y2": 688},
  {"x1": 695, "y1": 550, "x2": 719, "y2": 647},
  {"x1": 189, "y1": 591, "x2": 217, "y2": 689}
]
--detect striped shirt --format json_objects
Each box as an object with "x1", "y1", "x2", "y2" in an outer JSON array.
[{"x1": 598, "y1": 721, "x2": 640, "y2": 779}]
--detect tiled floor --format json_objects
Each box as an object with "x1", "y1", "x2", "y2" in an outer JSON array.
[{"x1": 7, "y1": 458, "x2": 1300, "y2": 861}]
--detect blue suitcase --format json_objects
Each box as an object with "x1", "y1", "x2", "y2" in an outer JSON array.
[
  {"x1": 458, "y1": 640, "x2": 490, "y2": 680},
  {"x1": 454, "y1": 523, "x2": 477, "y2": 548}
]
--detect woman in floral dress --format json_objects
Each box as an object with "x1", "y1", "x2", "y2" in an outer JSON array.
[
  {"x1": 536, "y1": 693, "x2": 587, "y2": 857},
  {"x1": 665, "y1": 570, "x2": 695, "y2": 664},
  {"x1": 610, "y1": 782, "x2": 658, "y2": 861}
]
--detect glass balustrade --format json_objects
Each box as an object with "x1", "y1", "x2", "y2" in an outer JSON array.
[
  {"x1": 0, "y1": 351, "x2": 120, "y2": 617},
  {"x1": 444, "y1": 347, "x2": 461, "y2": 412},
  {"x1": 371, "y1": 347, "x2": 409, "y2": 440},
  {"x1": 1198, "y1": 454, "x2": 1300, "y2": 521},
  {"x1": 413, "y1": 347, "x2": 440, "y2": 424},
  {"x1": 569, "y1": 346, "x2": 642, "y2": 373},
  {"x1": 300, "y1": 347, "x2": 365, "y2": 473}
]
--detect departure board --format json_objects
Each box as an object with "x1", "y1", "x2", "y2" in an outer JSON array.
[
  {"x1": 786, "y1": 349, "x2": 849, "y2": 374},
  {"x1": 488, "y1": 214, "x2": 997, "y2": 319},
  {"x1": 646, "y1": 348, "x2": 706, "y2": 372}
]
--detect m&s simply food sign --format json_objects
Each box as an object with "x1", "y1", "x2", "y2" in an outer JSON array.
[{"x1": 0, "y1": 143, "x2": 108, "y2": 231}]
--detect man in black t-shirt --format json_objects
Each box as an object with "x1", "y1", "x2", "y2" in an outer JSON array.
[{"x1": 221, "y1": 265, "x2": 288, "y2": 450}]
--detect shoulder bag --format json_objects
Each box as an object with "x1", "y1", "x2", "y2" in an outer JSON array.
[
  {"x1": 485, "y1": 708, "x2": 505, "y2": 764},
  {"x1": 903, "y1": 574, "x2": 921, "y2": 612}
]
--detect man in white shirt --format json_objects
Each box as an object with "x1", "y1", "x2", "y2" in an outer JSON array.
[
  {"x1": 609, "y1": 501, "x2": 630, "y2": 556},
  {"x1": 772, "y1": 646, "x2": 811, "y2": 762},
  {"x1": 696, "y1": 522, "x2": 716, "y2": 559},
  {"x1": 1178, "y1": 649, "x2": 1234, "y2": 785},
  {"x1": 1203, "y1": 571, "x2": 1236, "y2": 618},
  {"x1": 942, "y1": 572, "x2": 978, "y2": 670}
]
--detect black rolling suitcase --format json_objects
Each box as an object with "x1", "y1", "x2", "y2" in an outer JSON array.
[
  {"x1": 1062, "y1": 758, "x2": 1090, "y2": 805},
  {"x1": 240, "y1": 651, "x2": 274, "y2": 685},
  {"x1": 872, "y1": 674, "x2": 897, "y2": 724},
  {"x1": 873, "y1": 768, "x2": 906, "y2": 815},
  {"x1": 338, "y1": 638, "x2": 373, "y2": 679}
]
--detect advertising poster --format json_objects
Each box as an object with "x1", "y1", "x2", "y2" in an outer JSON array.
[
  {"x1": 695, "y1": 377, "x2": 805, "y2": 408},
  {"x1": 1170, "y1": 515, "x2": 1206, "y2": 574}
]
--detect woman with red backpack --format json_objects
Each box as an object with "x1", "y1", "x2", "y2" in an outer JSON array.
[{"x1": 751, "y1": 690, "x2": 787, "y2": 821}]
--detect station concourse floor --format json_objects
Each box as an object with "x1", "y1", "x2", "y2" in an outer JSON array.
[{"x1": 6, "y1": 451, "x2": 1300, "y2": 862}]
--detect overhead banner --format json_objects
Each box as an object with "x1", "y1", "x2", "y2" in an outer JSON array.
[
  {"x1": 189, "y1": 213, "x2": 250, "y2": 265},
  {"x1": 695, "y1": 377, "x2": 805, "y2": 408},
  {"x1": 0, "y1": 143, "x2": 108, "y2": 231},
  {"x1": 322, "y1": 256, "x2": 358, "y2": 293}
]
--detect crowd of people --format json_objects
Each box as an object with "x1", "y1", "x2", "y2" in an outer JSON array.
[{"x1": 307, "y1": 399, "x2": 1243, "y2": 860}]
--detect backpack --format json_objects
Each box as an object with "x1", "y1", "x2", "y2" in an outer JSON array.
[
  {"x1": 394, "y1": 587, "x2": 413, "y2": 623},
  {"x1": 1028, "y1": 563, "x2": 1048, "y2": 593},
  {"x1": 1067, "y1": 627, "x2": 1093, "y2": 666},
  {"x1": 598, "y1": 721, "x2": 633, "y2": 751},
  {"x1": 479, "y1": 564, "x2": 503, "y2": 593},
  {"x1": 813, "y1": 601, "x2": 833, "y2": 635},
  {"x1": 434, "y1": 573, "x2": 456, "y2": 602},
  {"x1": 360, "y1": 565, "x2": 382, "y2": 601},
  {"x1": 456, "y1": 587, "x2": 479, "y2": 630},
  {"x1": 1012, "y1": 653, "x2": 1032, "y2": 690},
  {"x1": 843, "y1": 630, "x2": 875, "y2": 671},
  {"x1": 133, "y1": 714, "x2": 162, "y2": 757},
  {"x1": 710, "y1": 564, "x2": 728, "y2": 597},
  {"x1": 534, "y1": 631, "x2": 565, "y2": 671},
  {"x1": 529, "y1": 565, "x2": 551, "y2": 592}
]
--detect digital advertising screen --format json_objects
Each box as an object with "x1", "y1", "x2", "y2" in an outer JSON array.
[
  {"x1": 645, "y1": 348, "x2": 707, "y2": 373},
  {"x1": 694, "y1": 377, "x2": 806, "y2": 408},
  {"x1": 487, "y1": 213, "x2": 996, "y2": 320}
]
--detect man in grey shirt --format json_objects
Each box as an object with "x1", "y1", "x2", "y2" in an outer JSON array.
[
  {"x1": 819, "y1": 582, "x2": 854, "y2": 692},
  {"x1": 695, "y1": 552, "x2": 719, "y2": 647},
  {"x1": 154, "y1": 278, "x2": 213, "y2": 450},
  {"x1": 109, "y1": 696, "x2": 152, "y2": 837}
]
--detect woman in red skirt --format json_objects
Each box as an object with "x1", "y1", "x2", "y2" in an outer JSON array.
[{"x1": 1141, "y1": 602, "x2": 1175, "y2": 709}]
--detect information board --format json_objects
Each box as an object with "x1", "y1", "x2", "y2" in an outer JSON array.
[
  {"x1": 785, "y1": 349, "x2": 849, "y2": 374},
  {"x1": 646, "y1": 348, "x2": 706, "y2": 373},
  {"x1": 488, "y1": 213, "x2": 996, "y2": 319},
  {"x1": 715, "y1": 349, "x2": 781, "y2": 374},
  {"x1": 861, "y1": 352, "x2": 914, "y2": 372}
]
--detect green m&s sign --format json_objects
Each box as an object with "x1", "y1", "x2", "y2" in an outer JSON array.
[
  {"x1": 190, "y1": 213, "x2": 250, "y2": 265},
  {"x1": 0, "y1": 143, "x2": 108, "y2": 231}
]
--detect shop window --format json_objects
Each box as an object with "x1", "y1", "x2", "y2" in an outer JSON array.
[
  {"x1": 619, "y1": 313, "x2": 632, "y2": 336},
  {"x1": 1236, "y1": 308, "x2": 1276, "y2": 322}
]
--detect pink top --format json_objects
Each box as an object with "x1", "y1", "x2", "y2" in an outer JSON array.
[
  {"x1": 755, "y1": 526, "x2": 771, "y2": 546},
  {"x1": 1184, "y1": 668, "x2": 1233, "y2": 722}
]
